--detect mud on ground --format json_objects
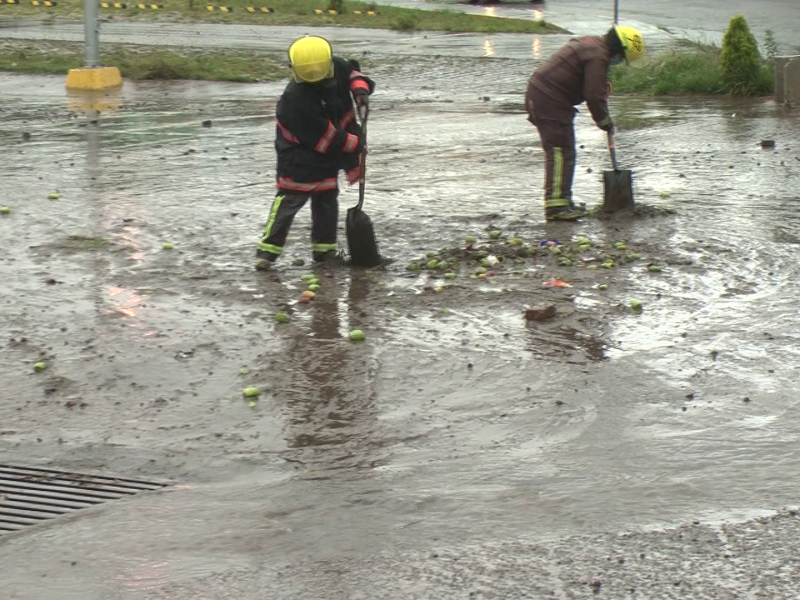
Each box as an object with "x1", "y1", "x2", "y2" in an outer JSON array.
[{"x1": 1, "y1": 50, "x2": 800, "y2": 598}]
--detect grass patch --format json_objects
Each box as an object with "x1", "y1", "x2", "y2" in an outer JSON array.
[
  {"x1": 64, "y1": 235, "x2": 111, "y2": 250},
  {"x1": 610, "y1": 41, "x2": 774, "y2": 96},
  {"x1": 0, "y1": 41, "x2": 287, "y2": 82},
  {"x1": 0, "y1": 0, "x2": 563, "y2": 33}
]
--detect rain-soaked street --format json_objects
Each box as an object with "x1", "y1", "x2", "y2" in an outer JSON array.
[{"x1": 2, "y1": 6, "x2": 800, "y2": 599}]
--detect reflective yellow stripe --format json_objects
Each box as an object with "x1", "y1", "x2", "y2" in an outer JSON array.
[
  {"x1": 552, "y1": 147, "x2": 563, "y2": 200},
  {"x1": 258, "y1": 243, "x2": 283, "y2": 255},
  {"x1": 312, "y1": 243, "x2": 338, "y2": 252},
  {"x1": 262, "y1": 194, "x2": 284, "y2": 238}
]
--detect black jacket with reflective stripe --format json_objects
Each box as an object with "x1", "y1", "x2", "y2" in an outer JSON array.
[{"x1": 275, "y1": 56, "x2": 376, "y2": 185}]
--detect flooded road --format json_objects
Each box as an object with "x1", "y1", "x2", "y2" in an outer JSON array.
[{"x1": 2, "y1": 44, "x2": 800, "y2": 598}]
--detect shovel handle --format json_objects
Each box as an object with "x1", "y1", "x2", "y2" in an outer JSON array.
[
  {"x1": 607, "y1": 130, "x2": 619, "y2": 171},
  {"x1": 356, "y1": 102, "x2": 369, "y2": 211}
]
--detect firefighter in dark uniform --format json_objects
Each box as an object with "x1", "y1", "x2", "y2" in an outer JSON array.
[
  {"x1": 255, "y1": 35, "x2": 375, "y2": 270},
  {"x1": 525, "y1": 25, "x2": 644, "y2": 221}
]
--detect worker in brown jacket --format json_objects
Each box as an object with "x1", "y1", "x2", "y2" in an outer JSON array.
[{"x1": 525, "y1": 26, "x2": 644, "y2": 221}]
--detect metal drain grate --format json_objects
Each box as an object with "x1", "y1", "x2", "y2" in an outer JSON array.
[{"x1": 0, "y1": 464, "x2": 169, "y2": 535}]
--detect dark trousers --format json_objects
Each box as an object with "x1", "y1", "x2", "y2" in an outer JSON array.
[
  {"x1": 258, "y1": 188, "x2": 339, "y2": 260},
  {"x1": 525, "y1": 85, "x2": 577, "y2": 210}
]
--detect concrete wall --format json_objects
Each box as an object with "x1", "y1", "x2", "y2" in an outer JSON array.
[{"x1": 775, "y1": 55, "x2": 800, "y2": 106}]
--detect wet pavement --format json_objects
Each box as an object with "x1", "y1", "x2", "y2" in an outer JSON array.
[{"x1": 2, "y1": 9, "x2": 800, "y2": 599}]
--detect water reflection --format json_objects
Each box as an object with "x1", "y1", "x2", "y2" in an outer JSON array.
[
  {"x1": 280, "y1": 273, "x2": 383, "y2": 475},
  {"x1": 483, "y1": 37, "x2": 496, "y2": 58},
  {"x1": 483, "y1": 6, "x2": 495, "y2": 17},
  {"x1": 532, "y1": 37, "x2": 541, "y2": 59}
]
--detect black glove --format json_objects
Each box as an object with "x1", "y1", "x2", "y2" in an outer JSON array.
[{"x1": 354, "y1": 90, "x2": 369, "y2": 106}]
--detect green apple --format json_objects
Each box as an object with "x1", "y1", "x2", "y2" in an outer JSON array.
[
  {"x1": 275, "y1": 312, "x2": 290, "y2": 323},
  {"x1": 349, "y1": 329, "x2": 365, "y2": 341},
  {"x1": 243, "y1": 386, "x2": 259, "y2": 397},
  {"x1": 33, "y1": 361, "x2": 47, "y2": 372}
]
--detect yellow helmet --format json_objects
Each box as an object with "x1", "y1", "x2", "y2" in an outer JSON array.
[
  {"x1": 614, "y1": 25, "x2": 645, "y2": 62},
  {"x1": 288, "y1": 35, "x2": 334, "y2": 83}
]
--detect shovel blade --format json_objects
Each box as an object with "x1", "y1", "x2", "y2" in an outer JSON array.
[
  {"x1": 603, "y1": 169, "x2": 634, "y2": 212},
  {"x1": 346, "y1": 207, "x2": 382, "y2": 267}
]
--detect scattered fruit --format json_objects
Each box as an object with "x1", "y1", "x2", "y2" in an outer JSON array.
[
  {"x1": 660, "y1": 190, "x2": 671, "y2": 198},
  {"x1": 275, "y1": 312, "x2": 290, "y2": 323},
  {"x1": 629, "y1": 298, "x2": 643, "y2": 311},
  {"x1": 613, "y1": 241, "x2": 627, "y2": 250},
  {"x1": 489, "y1": 230, "x2": 501, "y2": 240},
  {"x1": 481, "y1": 258, "x2": 490, "y2": 267},
  {"x1": 475, "y1": 266, "x2": 487, "y2": 275},
  {"x1": 407, "y1": 262, "x2": 421, "y2": 271},
  {"x1": 33, "y1": 361, "x2": 47, "y2": 372},
  {"x1": 348, "y1": 329, "x2": 366, "y2": 341},
  {"x1": 444, "y1": 272, "x2": 456, "y2": 280},
  {"x1": 426, "y1": 259, "x2": 439, "y2": 270},
  {"x1": 301, "y1": 274, "x2": 316, "y2": 281},
  {"x1": 626, "y1": 253, "x2": 641, "y2": 260},
  {"x1": 301, "y1": 290, "x2": 316, "y2": 299},
  {"x1": 648, "y1": 265, "x2": 662, "y2": 272},
  {"x1": 598, "y1": 284, "x2": 608, "y2": 290},
  {"x1": 465, "y1": 235, "x2": 476, "y2": 244},
  {"x1": 437, "y1": 261, "x2": 449, "y2": 270},
  {"x1": 162, "y1": 243, "x2": 174, "y2": 250},
  {"x1": 248, "y1": 400, "x2": 257, "y2": 408},
  {"x1": 239, "y1": 367, "x2": 249, "y2": 375},
  {"x1": 308, "y1": 283, "x2": 320, "y2": 292},
  {"x1": 0, "y1": 206, "x2": 10, "y2": 214},
  {"x1": 509, "y1": 238, "x2": 522, "y2": 246},
  {"x1": 298, "y1": 297, "x2": 311, "y2": 305},
  {"x1": 48, "y1": 192, "x2": 60, "y2": 200},
  {"x1": 243, "y1": 386, "x2": 260, "y2": 398}
]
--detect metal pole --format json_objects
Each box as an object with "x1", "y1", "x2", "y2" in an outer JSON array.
[
  {"x1": 84, "y1": 0, "x2": 100, "y2": 67},
  {"x1": 613, "y1": 0, "x2": 619, "y2": 24}
]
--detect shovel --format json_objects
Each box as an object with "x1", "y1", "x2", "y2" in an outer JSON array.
[
  {"x1": 603, "y1": 130, "x2": 635, "y2": 212},
  {"x1": 345, "y1": 103, "x2": 382, "y2": 268}
]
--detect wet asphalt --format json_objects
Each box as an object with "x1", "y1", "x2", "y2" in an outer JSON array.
[{"x1": 2, "y1": 3, "x2": 800, "y2": 599}]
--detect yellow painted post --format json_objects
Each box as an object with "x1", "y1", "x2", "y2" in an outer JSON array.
[{"x1": 66, "y1": 0, "x2": 122, "y2": 89}]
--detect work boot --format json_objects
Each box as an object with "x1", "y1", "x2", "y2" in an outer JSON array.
[
  {"x1": 254, "y1": 249, "x2": 277, "y2": 272},
  {"x1": 546, "y1": 205, "x2": 585, "y2": 222},
  {"x1": 312, "y1": 249, "x2": 345, "y2": 266}
]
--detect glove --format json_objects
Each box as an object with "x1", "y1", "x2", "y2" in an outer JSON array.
[
  {"x1": 354, "y1": 90, "x2": 369, "y2": 106},
  {"x1": 599, "y1": 119, "x2": 614, "y2": 133}
]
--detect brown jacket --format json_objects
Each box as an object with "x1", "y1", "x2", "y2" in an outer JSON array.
[{"x1": 527, "y1": 36, "x2": 612, "y2": 127}]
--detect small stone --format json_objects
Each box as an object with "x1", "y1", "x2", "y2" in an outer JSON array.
[
  {"x1": 525, "y1": 305, "x2": 556, "y2": 321},
  {"x1": 743, "y1": 396, "x2": 751, "y2": 403},
  {"x1": 202, "y1": 120, "x2": 213, "y2": 128},
  {"x1": 761, "y1": 140, "x2": 776, "y2": 148}
]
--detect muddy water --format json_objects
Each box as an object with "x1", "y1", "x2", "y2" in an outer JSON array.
[{"x1": 1, "y1": 57, "x2": 800, "y2": 598}]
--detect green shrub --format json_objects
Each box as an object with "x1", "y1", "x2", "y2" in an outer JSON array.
[
  {"x1": 763, "y1": 28, "x2": 780, "y2": 61},
  {"x1": 392, "y1": 14, "x2": 418, "y2": 30},
  {"x1": 720, "y1": 14, "x2": 761, "y2": 95}
]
